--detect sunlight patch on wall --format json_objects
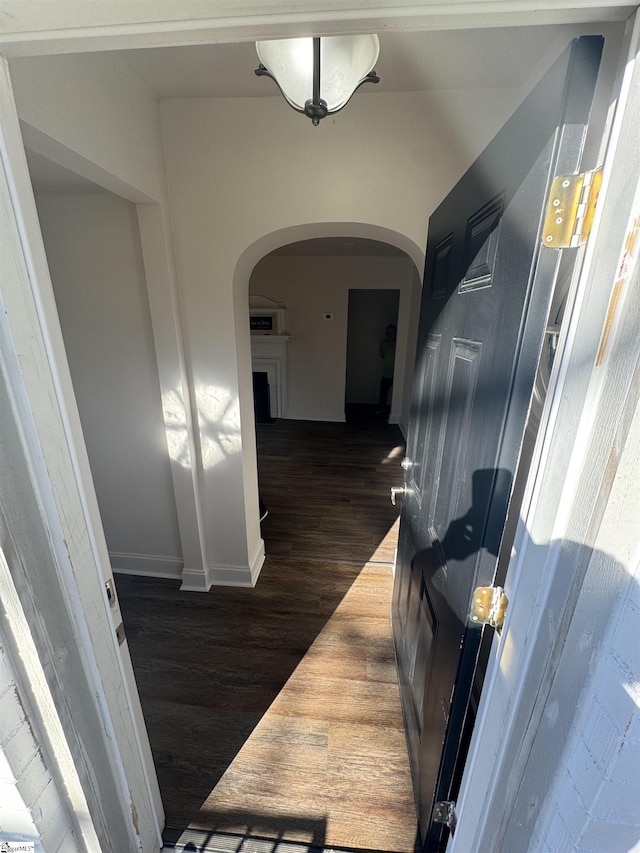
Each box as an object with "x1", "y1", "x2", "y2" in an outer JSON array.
[
  {"x1": 163, "y1": 384, "x2": 242, "y2": 470},
  {"x1": 162, "y1": 388, "x2": 192, "y2": 469},
  {"x1": 197, "y1": 384, "x2": 242, "y2": 469}
]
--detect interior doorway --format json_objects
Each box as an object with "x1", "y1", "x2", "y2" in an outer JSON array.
[{"x1": 345, "y1": 288, "x2": 400, "y2": 422}]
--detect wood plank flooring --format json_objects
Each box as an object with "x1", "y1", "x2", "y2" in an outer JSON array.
[{"x1": 116, "y1": 419, "x2": 417, "y2": 852}]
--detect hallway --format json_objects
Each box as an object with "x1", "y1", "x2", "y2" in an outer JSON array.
[{"x1": 117, "y1": 419, "x2": 418, "y2": 852}]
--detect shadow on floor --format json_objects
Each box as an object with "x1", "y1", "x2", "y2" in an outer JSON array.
[
  {"x1": 117, "y1": 558, "x2": 362, "y2": 829},
  {"x1": 117, "y1": 421, "x2": 411, "y2": 847},
  {"x1": 162, "y1": 821, "x2": 424, "y2": 853},
  {"x1": 162, "y1": 813, "x2": 327, "y2": 852}
]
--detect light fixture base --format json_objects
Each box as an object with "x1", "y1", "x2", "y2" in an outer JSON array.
[{"x1": 304, "y1": 98, "x2": 328, "y2": 126}]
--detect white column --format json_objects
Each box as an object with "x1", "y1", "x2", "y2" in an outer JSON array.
[{"x1": 136, "y1": 202, "x2": 210, "y2": 587}]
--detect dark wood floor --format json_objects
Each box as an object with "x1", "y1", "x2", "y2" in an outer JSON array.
[{"x1": 117, "y1": 418, "x2": 418, "y2": 852}]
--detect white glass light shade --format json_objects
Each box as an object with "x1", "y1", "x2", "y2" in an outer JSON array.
[{"x1": 256, "y1": 35, "x2": 380, "y2": 115}]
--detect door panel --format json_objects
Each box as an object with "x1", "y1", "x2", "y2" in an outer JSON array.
[
  {"x1": 459, "y1": 195, "x2": 503, "y2": 291},
  {"x1": 392, "y1": 36, "x2": 603, "y2": 850},
  {"x1": 433, "y1": 338, "x2": 482, "y2": 533},
  {"x1": 407, "y1": 333, "x2": 441, "y2": 508}
]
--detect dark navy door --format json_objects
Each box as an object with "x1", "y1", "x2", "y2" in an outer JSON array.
[{"x1": 392, "y1": 36, "x2": 603, "y2": 851}]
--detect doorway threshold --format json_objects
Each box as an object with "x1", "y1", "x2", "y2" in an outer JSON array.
[{"x1": 162, "y1": 827, "x2": 405, "y2": 853}]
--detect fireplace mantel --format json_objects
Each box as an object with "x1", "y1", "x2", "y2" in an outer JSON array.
[{"x1": 251, "y1": 334, "x2": 290, "y2": 419}]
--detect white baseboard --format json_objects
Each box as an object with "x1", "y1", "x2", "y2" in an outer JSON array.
[
  {"x1": 111, "y1": 552, "x2": 182, "y2": 580},
  {"x1": 248, "y1": 538, "x2": 265, "y2": 585},
  {"x1": 285, "y1": 409, "x2": 346, "y2": 422},
  {"x1": 111, "y1": 543, "x2": 266, "y2": 590},
  {"x1": 179, "y1": 539, "x2": 265, "y2": 592}
]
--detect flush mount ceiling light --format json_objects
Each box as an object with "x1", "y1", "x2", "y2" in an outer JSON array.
[{"x1": 255, "y1": 35, "x2": 380, "y2": 126}]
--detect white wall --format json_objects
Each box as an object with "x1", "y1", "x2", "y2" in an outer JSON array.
[
  {"x1": 6, "y1": 46, "x2": 580, "y2": 588},
  {"x1": 9, "y1": 53, "x2": 165, "y2": 201},
  {"x1": 35, "y1": 192, "x2": 183, "y2": 576},
  {"x1": 4, "y1": 42, "x2": 600, "y2": 589},
  {"x1": 160, "y1": 86, "x2": 522, "y2": 577},
  {"x1": 5, "y1": 30, "x2": 623, "y2": 589},
  {"x1": 161, "y1": 88, "x2": 523, "y2": 271},
  {"x1": 6, "y1": 51, "x2": 526, "y2": 586},
  {"x1": 8, "y1": 51, "x2": 210, "y2": 588},
  {"x1": 250, "y1": 255, "x2": 417, "y2": 423}
]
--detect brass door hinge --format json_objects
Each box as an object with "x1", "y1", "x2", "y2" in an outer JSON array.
[
  {"x1": 471, "y1": 586, "x2": 509, "y2": 630},
  {"x1": 433, "y1": 800, "x2": 457, "y2": 832},
  {"x1": 542, "y1": 167, "x2": 603, "y2": 249}
]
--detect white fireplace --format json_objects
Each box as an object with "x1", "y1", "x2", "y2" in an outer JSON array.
[{"x1": 250, "y1": 298, "x2": 290, "y2": 419}]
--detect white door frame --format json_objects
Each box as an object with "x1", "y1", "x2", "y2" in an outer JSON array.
[
  {"x1": 450, "y1": 9, "x2": 640, "y2": 850},
  {"x1": 0, "y1": 57, "x2": 163, "y2": 851}
]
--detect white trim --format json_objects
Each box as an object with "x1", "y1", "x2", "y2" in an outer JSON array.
[
  {"x1": 181, "y1": 552, "x2": 265, "y2": 592},
  {"x1": 179, "y1": 539, "x2": 265, "y2": 591},
  {"x1": 111, "y1": 552, "x2": 184, "y2": 580},
  {"x1": 0, "y1": 1, "x2": 634, "y2": 56},
  {"x1": 286, "y1": 409, "x2": 347, "y2": 422}
]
